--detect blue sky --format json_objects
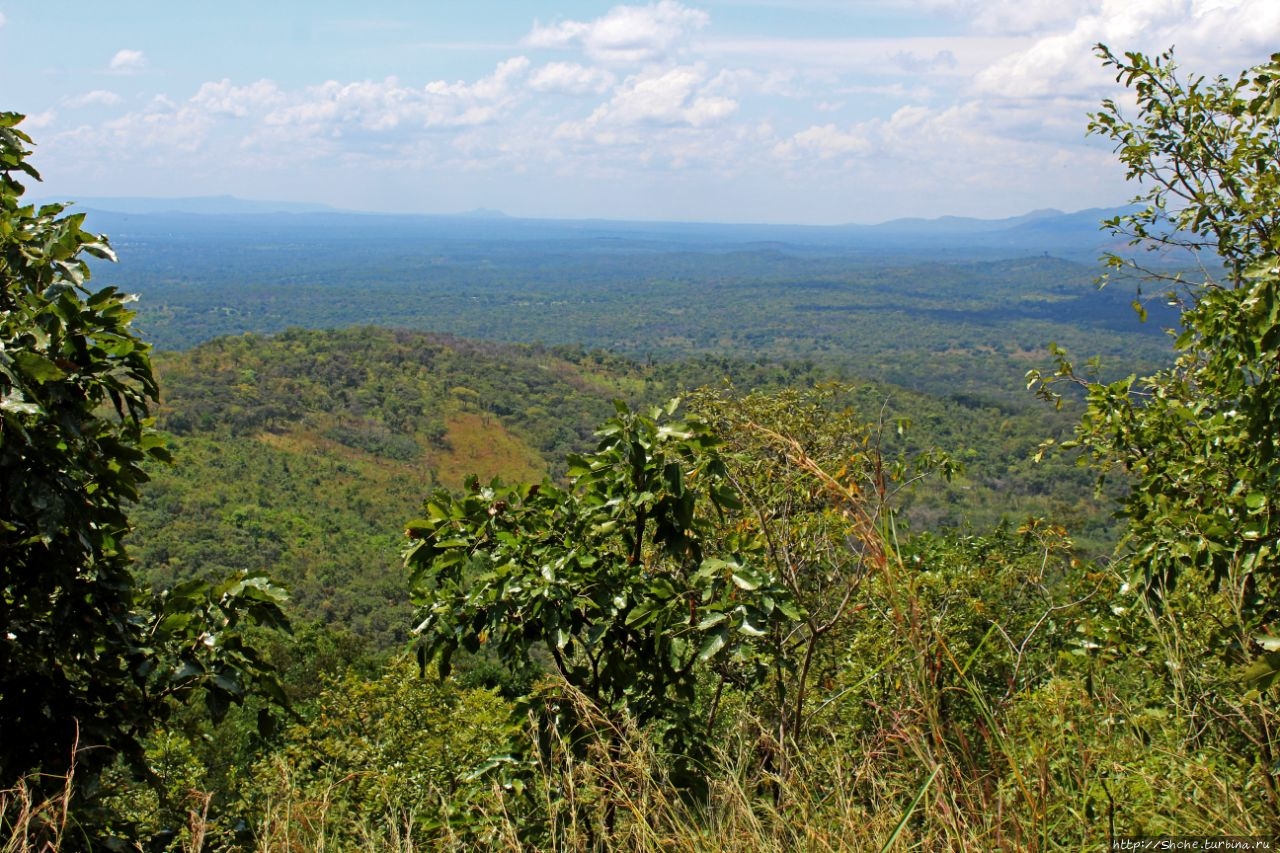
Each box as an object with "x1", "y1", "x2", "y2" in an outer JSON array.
[{"x1": 3, "y1": 1, "x2": 1279, "y2": 224}]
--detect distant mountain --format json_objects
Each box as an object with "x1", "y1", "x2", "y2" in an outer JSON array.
[
  {"x1": 868, "y1": 208, "x2": 1068, "y2": 234},
  {"x1": 50, "y1": 194, "x2": 1123, "y2": 238},
  {"x1": 59, "y1": 195, "x2": 1141, "y2": 263}
]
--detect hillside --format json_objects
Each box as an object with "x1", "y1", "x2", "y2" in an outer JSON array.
[
  {"x1": 130, "y1": 327, "x2": 1110, "y2": 649},
  {"x1": 133, "y1": 328, "x2": 640, "y2": 645}
]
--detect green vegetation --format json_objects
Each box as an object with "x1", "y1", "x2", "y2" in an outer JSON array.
[
  {"x1": 5, "y1": 45, "x2": 1280, "y2": 851},
  {"x1": 0, "y1": 112, "x2": 288, "y2": 845},
  {"x1": 103, "y1": 212, "x2": 1175, "y2": 406},
  {"x1": 1035, "y1": 42, "x2": 1280, "y2": 768},
  {"x1": 123, "y1": 327, "x2": 1111, "y2": 664}
]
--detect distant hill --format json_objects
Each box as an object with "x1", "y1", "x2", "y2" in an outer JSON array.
[
  {"x1": 61, "y1": 196, "x2": 1134, "y2": 259},
  {"x1": 868, "y1": 208, "x2": 1069, "y2": 234}
]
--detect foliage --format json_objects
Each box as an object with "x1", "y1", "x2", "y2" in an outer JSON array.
[
  {"x1": 245, "y1": 659, "x2": 510, "y2": 850},
  {"x1": 0, "y1": 113, "x2": 287, "y2": 812},
  {"x1": 687, "y1": 384, "x2": 954, "y2": 755},
  {"x1": 12, "y1": 41, "x2": 1280, "y2": 849},
  {"x1": 1033, "y1": 47, "x2": 1280, "y2": 684},
  {"x1": 406, "y1": 400, "x2": 802, "y2": 797},
  {"x1": 128, "y1": 326, "x2": 1120, "y2": 673},
  {"x1": 1020, "y1": 48, "x2": 1280, "y2": 826}
]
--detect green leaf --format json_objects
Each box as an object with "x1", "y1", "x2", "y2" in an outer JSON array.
[
  {"x1": 626, "y1": 599, "x2": 658, "y2": 627},
  {"x1": 775, "y1": 598, "x2": 804, "y2": 621},
  {"x1": 697, "y1": 628, "x2": 728, "y2": 661},
  {"x1": 12, "y1": 351, "x2": 66, "y2": 382},
  {"x1": 1243, "y1": 651, "x2": 1280, "y2": 692},
  {"x1": 647, "y1": 576, "x2": 676, "y2": 599},
  {"x1": 696, "y1": 612, "x2": 728, "y2": 630},
  {"x1": 0, "y1": 393, "x2": 40, "y2": 416},
  {"x1": 730, "y1": 566, "x2": 764, "y2": 591}
]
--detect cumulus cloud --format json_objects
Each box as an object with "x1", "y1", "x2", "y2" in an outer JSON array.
[
  {"x1": 579, "y1": 65, "x2": 737, "y2": 131},
  {"x1": 774, "y1": 123, "x2": 871, "y2": 160},
  {"x1": 525, "y1": 1, "x2": 708, "y2": 63},
  {"x1": 32, "y1": 0, "x2": 1280, "y2": 222},
  {"x1": 776, "y1": 98, "x2": 1060, "y2": 172},
  {"x1": 911, "y1": 0, "x2": 1280, "y2": 51},
  {"x1": 528, "y1": 62, "x2": 616, "y2": 95},
  {"x1": 66, "y1": 96, "x2": 216, "y2": 157},
  {"x1": 973, "y1": 0, "x2": 1280, "y2": 101},
  {"x1": 64, "y1": 90, "x2": 122, "y2": 108},
  {"x1": 423, "y1": 56, "x2": 530, "y2": 101},
  {"x1": 108, "y1": 49, "x2": 147, "y2": 73},
  {"x1": 23, "y1": 111, "x2": 56, "y2": 131},
  {"x1": 191, "y1": 79, "x2": 284, "y2": 117},
  {"x1": 42, "y1": 55, "x2": 542, "y2": 185},
  {"x1": 251, "y1": 57, "x2": 531, "y2": 141}
]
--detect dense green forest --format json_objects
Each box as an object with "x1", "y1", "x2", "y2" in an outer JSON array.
[
  {"x1": 127, "y1": 326, "x2": 1108, "y2": 653},
  {"x1": 94, "y1": 210, "x2": 1177, "y2": 405},
  {"x1": 5, "y1": 46, "x2": 1280, "y2": 852}
]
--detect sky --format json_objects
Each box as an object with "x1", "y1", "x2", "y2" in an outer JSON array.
[{"x1": 3, "y1": 1, "x2": 1279, "y2": 225}]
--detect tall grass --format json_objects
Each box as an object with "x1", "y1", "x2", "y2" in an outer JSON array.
[
  {"x1": 9, "y1": 626, "x2": 1273, "y2": 851},
  {"x1": 1, "y1": 736, "x2": 79, "y2": 853}
]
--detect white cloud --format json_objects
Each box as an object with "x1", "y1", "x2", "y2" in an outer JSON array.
[
  {"x1": 191, "y1": 79, "x2": 284, "y2": 117},
  {"x1": 774, "y1": 123, "x2": 871, "y2": 160},
  {"x1": 40, "y1": 56, "x2": 538, "y2": 185},
  {"x1": 61, "y1": 97, "x2": 216, "y2": 158},
  {"x1": 528, "y1": 62, "x2": 616, "y2": 95},
  {"x1": 252, "y1": 57, "x2": 531, "y2": 143},
  {"x1": 579, "y1": 65, "x2": 737, "y2": 131},
  {"x1": 30, "y1": 0, "x2": 1280, "y2": 223},
  {"x1": 525, "y1": 1, "x2": 708, "y2": 64},
  {"x1": 973, "y1": 0, "x2": 1280, "y2": 101},
  {"x1": 23, "y1": 111, "x2": 56, "y2": 131},
  {"x1": 705, "y1": 67, "x2": 803, "y2": 99},
  {"x1": 108, "y1": 49, "x2": 147, "y2": 73},
  {"x1": 64, "y1": 90, "x2": 122, "y2": 108},
  {"x1": 702, "y1": 35, "x2": 1026, "y2": 80},
  {"x1": 423, "y1": 56, "x2": 530, "y2": 100},
  {"x1": 0, "y1": 13, "x2": 7, "y2": 28}
]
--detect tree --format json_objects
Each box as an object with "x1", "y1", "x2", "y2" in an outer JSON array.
[
  {"x1": 406, "y1": 400, "x2": 801, "y2": 795},
  {"x1": 0, "y1": 112, "x2": 287, "y2": 799},
  {"x1": 687, "y1": 388, "x2": 897, "y2": 740},
  {"x1": 1030, "y1": 48, "x2": 1280, "y2": 692}
]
